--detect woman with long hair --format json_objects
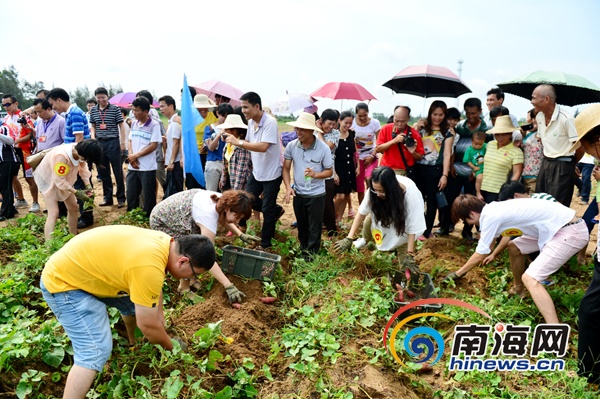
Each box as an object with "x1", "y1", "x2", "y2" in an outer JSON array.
[
  {"x1": 33, "y1": 139, "x2": 103, "y2": 241},
  {"x1": 414, "y1": 100, "x2": 454, "y2": 239},
  {"x1": 352, "y1": 102, "x2": 381, "y2": 204},
  {"x1": 149, "y1": 189, "x2": 259, "y2": 302},
  {"x1": 333, "y1": 166, "x2": 425, "y2": 264}
]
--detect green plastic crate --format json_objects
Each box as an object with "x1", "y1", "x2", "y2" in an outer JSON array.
[{"x1": 221, "y1": 245, "x2": 281, "y2": 280}]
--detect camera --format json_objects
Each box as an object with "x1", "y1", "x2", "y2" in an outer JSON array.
[
  {"x1": 404, "y1": 134, "x2": 416, "y2": 148},
  {"x1": 17, "y1": 116, "x2": 27, "y2": 125},
  {"x1": 520, "y1": 123, "x2": 534, "y2": 131}
]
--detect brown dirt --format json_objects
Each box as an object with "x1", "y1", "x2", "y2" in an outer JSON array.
[{"x1": 173, "y1": 275, "x2": 284, "y2": 371}]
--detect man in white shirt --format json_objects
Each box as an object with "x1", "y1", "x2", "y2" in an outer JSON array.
[
  {"x1": 445, "y1": 194, "x2": 589, "y2": 324},
  {"x1": 225, "y1": 92, "x2": 283, "y2": 249},
  {"x1": 158, "y1": 95, "x2": 183, "y2": 197}
]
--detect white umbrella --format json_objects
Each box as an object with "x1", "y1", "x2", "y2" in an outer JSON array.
[{"x1": 270, "y1": 92, "x2": 315, "y2": 116}]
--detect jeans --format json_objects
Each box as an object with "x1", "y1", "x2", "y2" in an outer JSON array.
[
  {"x1": 245, "y1": 175, "x2": 283, "y2": 248},
  {"x1": 323, "y1": 179, "x2": 337, "y2": 236},
  {"x1": 126, "y1": 170, "x2": 157, "y2": 216},
  {"x1": 205, "y1": 160, "x2": 223, "y2": 192},
  {"x1": 577, "y1": 163, "x2": 594, "y2": 202},
  {"x1": 293, "y1": 194, "x2": 325, "y2": 253},
  {"x1": 97, "y1": 138, "x2": 125, "y2": 203}
]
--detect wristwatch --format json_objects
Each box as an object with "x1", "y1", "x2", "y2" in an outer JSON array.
[{"x1": 238, "y1": 140, "x2": 244, "y2": 147}]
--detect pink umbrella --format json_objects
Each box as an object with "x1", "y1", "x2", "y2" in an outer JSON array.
[
  {"x1": 191, "y1": 79, "x2": 244, "y2": 107},
  {"x1": 108, "y1": 92, "x2": 160, "y2": 108},
  {"x1": 311, "y1": 82, "x2": 377, "y2": 101}
]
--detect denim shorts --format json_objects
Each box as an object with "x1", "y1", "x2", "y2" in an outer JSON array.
[{"x1": 40, "y1": 279, "x2": 136, "y2": 372}]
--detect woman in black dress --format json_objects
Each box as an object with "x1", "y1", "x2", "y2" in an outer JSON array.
[{"x1": 334, "y1": 111, "x2": 358, "y2": 226}]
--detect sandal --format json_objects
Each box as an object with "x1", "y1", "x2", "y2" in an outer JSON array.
[{"x1": 348, "y1": 209, "x2": 356, "y2": 219}]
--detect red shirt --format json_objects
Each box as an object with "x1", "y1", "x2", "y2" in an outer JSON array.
[
  {"x1": 377, "y1": 123, "x2": 424, "y2": 170},
  {"x1": 2, "y1": 110, "x2": 34, "y2": 153}
]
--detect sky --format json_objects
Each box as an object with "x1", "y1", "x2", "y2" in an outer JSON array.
[{"x1": 2, "y1": 0, "x2": 600, "y2": 120}]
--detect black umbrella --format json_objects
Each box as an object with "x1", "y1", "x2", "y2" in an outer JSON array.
[
  {"x1": 497, "y1": 70, "x2": 600, "y2": 106},
  {"x1": 382, "y1": 64, "x2": 472, "y2": 98}
]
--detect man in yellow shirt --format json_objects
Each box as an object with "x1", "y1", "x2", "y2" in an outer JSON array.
[{"x1": 40, "y1": 225, "x2": 215, "y2": 399}]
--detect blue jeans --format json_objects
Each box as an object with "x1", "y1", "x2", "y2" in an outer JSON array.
[
  {"x1": 583, "y1": 198, "x2": 599, "y2": 234},
  {"x1": 40, "y1": 280, "x2": 135, "y2": 371},
  {"x1": 577, "y1": 163, "x2": 594, "y2": 202}
]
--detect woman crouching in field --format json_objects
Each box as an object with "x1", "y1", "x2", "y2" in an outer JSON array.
[
  {"x1": 149, "y1": 189, "x2": 259, "y2": 303},
  {"x1": 33, "y1": 139, "x2": 102, "y2": 241},
  {"x1": 333, "y1": 166, "x2": 425, "y2": 269}
]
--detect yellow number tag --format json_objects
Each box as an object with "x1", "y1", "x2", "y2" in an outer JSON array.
[
  {"x1": 54, "y1": 162, "x2": 70, "y2": 176},
  {"x1": 501, "y1": 228, "x2": 523, "y2": 237},
  {"x1": 372, "y1": 229, "x2": 384, "y2": 246}
]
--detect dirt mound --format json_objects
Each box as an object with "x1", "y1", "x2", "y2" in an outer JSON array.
[
  {"x1": 416, "y1": 236, "x2": 489, "y2": 297},
  {"x1": 173, "y1": 275, "x2": 283, "y2": 368}
]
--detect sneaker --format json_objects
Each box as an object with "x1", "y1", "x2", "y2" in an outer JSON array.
[
  {"x1": 353, "y1": 237, "x2": 367, "y2": 249},
  {"x1": 579, "y1": 200, "x2": 589, "y2": 205},
  {"x1": 29, "y1": 202, "x2": 40, "y2": 213},
  {"x1": 541, "y1": 279, "x2": 554, "y2": 287},
  {"x1": 15, "y1": 199, "x2": 29, "y2": 209}
]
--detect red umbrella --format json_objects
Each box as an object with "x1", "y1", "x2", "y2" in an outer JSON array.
[
  {"x1": 382, "y1": 65, "x2": 471, "y2": 98},
  {"x1": 311, "y1": 82, "x2": 377, "y2": 101},
  {"x1": 191, "y1": 79, "x2": 244, "y2": 106}
]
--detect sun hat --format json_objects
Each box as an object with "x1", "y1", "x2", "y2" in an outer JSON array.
[
  {"x1": 286, "y1": 112, "x2": 323, "y2": 133},
  {"x1": 193, "y1": 94, "x2": 216, "y2": 109},
  {"x1": 215, "y1": 114, "x2": 248, "y2": 130},
  {"x1": 487, "y1": 115, "x2": 519, "y2": 134},
  {"x1": 569, "y1": 104, "x2": 600, "y2": 152}
]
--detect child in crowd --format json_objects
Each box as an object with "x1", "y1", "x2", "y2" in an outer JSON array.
[{"x1": 463, "y1": 130, "x2": 487, "y2": 200}]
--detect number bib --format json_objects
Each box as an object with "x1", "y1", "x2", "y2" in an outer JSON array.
[{"x1": 54, "y1": 162, "x2": 70, "y2": 176}]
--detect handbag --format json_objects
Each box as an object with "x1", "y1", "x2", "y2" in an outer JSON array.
[
  {"x1": 26, "y1": 149, "x2": 52, "y2": 171},
  {"x1": 436, "y1": 190, "x2": 449, "y2": 208}
]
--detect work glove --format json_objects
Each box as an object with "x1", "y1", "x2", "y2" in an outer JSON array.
[
  {"x1": 333, "y1": 237, "x2": 353, "y2": 253},
  {"x1": 171, "y1": 337, "x2": 188, "y2": 352},
  {"x1": 401, "y1": 254, "x2": 420, "y2": 277},
  {"x1": 225, "y1": 284, "x2": 246, "y2": 303},
  {"x1": 74, "y1": 190, "x2": 89, "y2": 202},
  {"x1": 239, "y1": 233, "x2": 261, "y2": 244},
  {"x1": 442, "y1": 272, "x2": 461, "y2": 284}
]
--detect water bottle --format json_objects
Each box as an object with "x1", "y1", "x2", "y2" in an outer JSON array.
[{"x1": 305, "y1": 175, "x2": 312, "y2": 190}]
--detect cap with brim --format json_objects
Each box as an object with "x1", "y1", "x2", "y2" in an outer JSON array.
[
  {"x1": 286, "y1": 112, "x2": 323, "y2": 133},
  {"x1": 215, "y1": 114, "x2": 247, "y2": 130},
  {"x1": 487, "y1": 115, "x2": 519, "y2": 134},
  {"x1": 569, "y1": 104, "x2": 600, "y2": 153},
  {"x1": 193, "y1": 94, "x2": 216, "y2": 109}
]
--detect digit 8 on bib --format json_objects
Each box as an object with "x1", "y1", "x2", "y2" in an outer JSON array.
[{"x1": 54, "y1": 162, "x2": 70, "y2": 176}]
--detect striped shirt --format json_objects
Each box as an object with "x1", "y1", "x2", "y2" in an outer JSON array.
[
  {"x1": 480, "y1": 141, "x2": 524, "y2": 194},
  {"x1": 128, "y1": 117, "x2": 162, "y2": 171},
  {"x1": 89, "y1": 104, "x2": 124, "y2": 139},
  {"x1": 531, "y1": 193, "x2": 557, "y2": 202},
  {"x1": 64, "y1": 104, "x2": 90, "y2": 144}
]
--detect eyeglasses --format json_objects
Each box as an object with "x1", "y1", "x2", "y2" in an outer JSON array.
[
  {"x1": 1, "y1": 103, "x2": 12, "y2": 107},
  {"x1": 185, "y1": 257, "x2": 201, "y2": 280}
]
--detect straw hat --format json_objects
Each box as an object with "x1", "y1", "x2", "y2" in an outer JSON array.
[
  {"x1": 193, "y1": 94, "x2": 216, "y2": 109},
  {"x1": 286, "y1": 112, "x2": 323, "y2": 133},
  {"x1": 487, "y1": 115, "x2": 519, "y2": 134},
  {"x1": 569, "y1": 104, "x2": 600, "y2": 152},
  {"x1": 216, "y1": 114, "x2": 248, "y2": 130}
]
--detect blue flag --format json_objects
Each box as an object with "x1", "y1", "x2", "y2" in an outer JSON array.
[{"x1": 181, "y1": 74, "x2": 205, "y2": 187}]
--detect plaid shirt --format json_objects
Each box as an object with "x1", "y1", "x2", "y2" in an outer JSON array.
[{"x1": 220, "y1": 145, "x2": 252, "y2": 191}]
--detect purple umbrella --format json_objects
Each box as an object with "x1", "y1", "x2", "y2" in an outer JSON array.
[{"x1": 109, "y1": 92, "x2": 160, "y2": 108}]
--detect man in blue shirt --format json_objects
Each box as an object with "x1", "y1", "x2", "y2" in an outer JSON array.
[{"x1": 282, "y1": 112, "x2": 334, "y2": 255}]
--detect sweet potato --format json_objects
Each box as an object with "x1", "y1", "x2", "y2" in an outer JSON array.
[
  {"x1": 397, "y1": 290, "x2": 405, "y2": 302},
  {"x1": 406, "y1": 290, "x2": 416, "y2": 298},
  {"x1": 260, "y1": 297, "x2": 277, "y2": 304},
  {"x1": 231, "y1": 303, "x2": 242, "y2": 309}
]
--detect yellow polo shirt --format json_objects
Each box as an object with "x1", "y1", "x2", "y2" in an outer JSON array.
[
  {"x1": 195, "y1": 112, "x2": 218, "y2": 153},
  {"x1": 481, "y1": 141, "x2": 524, "y2": 194},
  {"x1": 41, "y1": 226, "x2": 171, "y2": 308}
]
